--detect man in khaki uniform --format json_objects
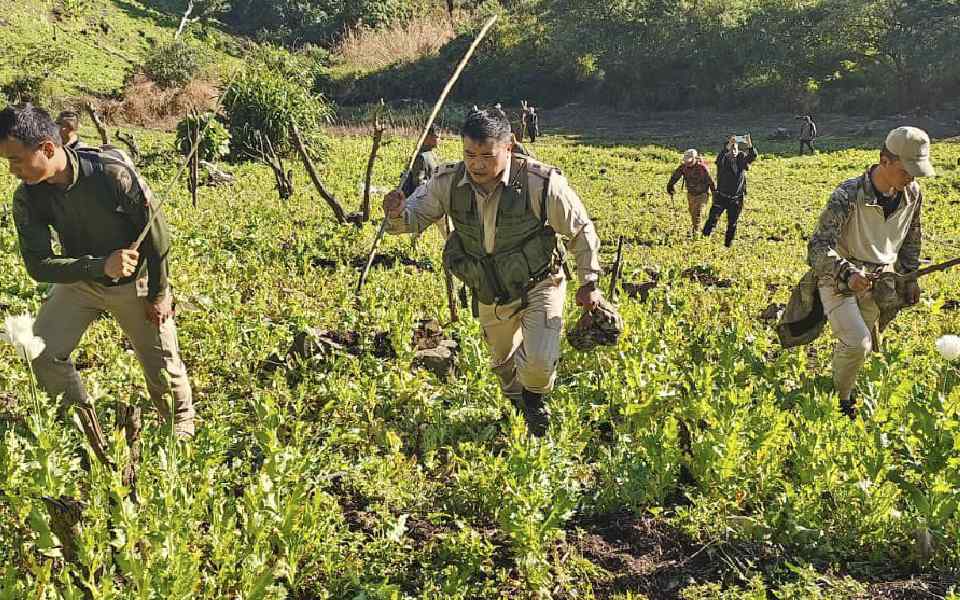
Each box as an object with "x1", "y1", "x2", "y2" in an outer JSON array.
[
  {"x1": 383, "y1": 108, "x2": 603, "y2": 436},
  {"x1": 0, "y1": 104, "x2": 195, "y2": 465},
  {"x1": 808, "y1": 126, "x2": 932, "y2": 413}
]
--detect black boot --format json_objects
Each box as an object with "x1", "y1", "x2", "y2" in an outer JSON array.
[{"x1": 520, "y1": 389, "x2": 549, "y2": 437}]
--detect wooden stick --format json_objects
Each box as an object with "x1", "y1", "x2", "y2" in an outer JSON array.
[
  {"x1": 290, "y1": 121, "x2": 347, "y2": 224},
  {"x1": 84, "y1": 102, "x2": 110, "y2": 146},
  {"x1": 443, "y1": 216, "x2": 459, "y2": 323},
  {"x1": 362, "y1": 102, "x2": 386, "y2": 222},
  {"x1": 189, "y1": 116, "x2": 199, "y2": 207},
  {"x1": 115, "y1": 130, "x2": 141, "y2": 163},
  {"x1": 608, "y1": 235, "x2": 624, "y2": 301},
  {"x1": 356, "y1": 15, "x2": 499, "y2": 298},
  {"x1": 130, "y1": 114, "x2": 214, "y2": 250}
]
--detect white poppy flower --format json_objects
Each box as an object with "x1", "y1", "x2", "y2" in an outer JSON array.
[
  {"x1": 0, "y1": 314, "x2": 46, "y2": 362},
  {"x1": 935, "y1": 335, "x2": 960, "y2": 361}
]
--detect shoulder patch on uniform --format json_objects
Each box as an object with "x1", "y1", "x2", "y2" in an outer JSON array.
[{"x1": 525, "y1": 159, "x2": 561, "y2": 179}]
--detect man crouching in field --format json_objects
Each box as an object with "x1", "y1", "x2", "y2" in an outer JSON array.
[
  {"x1": 783, "y1": 127, "x2": 932, "y2": 415},
  {"x1": 0, "y1": 104, "x2": 195, "y2": 464},
  {"x1": 383, "y1": 108, "x2": 603, "y2": 436}
]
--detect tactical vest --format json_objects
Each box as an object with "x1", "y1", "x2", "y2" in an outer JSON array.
[{"x1": 442, "y1": 158, "x2": 562, "y2": 306}]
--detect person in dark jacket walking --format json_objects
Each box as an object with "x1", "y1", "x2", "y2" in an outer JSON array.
[
  {"x1": 703, "y1": 135, "x2": 758, "y2": 247},
  {"x1": 799, "y1": 115, "x2": 817, "y2": 155}
]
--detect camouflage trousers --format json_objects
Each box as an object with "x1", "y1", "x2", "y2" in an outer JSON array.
[
  {"x1": 687, "y1": 192, "x2": 710, "y2": 235},
  {"x1": 32, "y1": 281, "x2": 195, "y2": 464},
  {"x1": 479, "y1": 276, "x2": 566, "y2": 400},
  {"x1": 819, "y1": 283, "x2": 880, "y2": 402}
]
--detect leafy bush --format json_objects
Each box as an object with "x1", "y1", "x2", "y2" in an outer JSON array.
[
  {"x1": 337, "y1": 0, "x2": 960, "y2": 113},
  {"x1": 0, "y1": 77, "x2": 56, "y2": 105},
  {"x1": 175, "y1": 112, "x2": 231, "y2": 162},
  {"x1": 221, "y1": 68, "x2": 332, "y2": 160},
  {"x1": 142, "y1": 40, "x2": 207, "y2": 88}
]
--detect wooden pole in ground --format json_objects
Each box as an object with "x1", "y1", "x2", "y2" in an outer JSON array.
[
  {"x1": 362, "y1": 103, "x2": 386, "y2": 223},
  {"x1": 443, "y1": 216, "x2": 459, "y2": 323},
  {"x1": 189, "y1": 115, "x2": 200, "y2": 208},
  {"x1": 290, "y1": 121, "x2": 348, "y2": 224},
  {"x1": 356, "y1": 15, "x2": 500, "y2": 299},
  {"x1": 608, "y1": 235, "x2": 624, "y2": 301}
]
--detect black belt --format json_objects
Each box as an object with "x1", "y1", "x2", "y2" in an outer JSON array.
[{"x1": 716, "y1": 191, "x2": 744, "y2": 201}]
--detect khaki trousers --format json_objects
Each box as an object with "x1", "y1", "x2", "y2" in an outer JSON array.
[
  {"x1": 32, "y1": 281, "x2": 195, "y2": 461},
  {"x1": 478, "y1": 277, "x2": 566, "y2": 399},
  {"x1": 688, "y1": 192, "x2": 709, "y2": 235},
  {"x1": 819, "y1": 284, "x2": 880, "y2": 402}
]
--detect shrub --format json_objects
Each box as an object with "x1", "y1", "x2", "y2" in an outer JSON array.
[
  {"x1": 1, "y1": 43, "x2": 69, "y2": 105},
  {"x1": 142, "y1": 40, "x2": 207, "y2": 88},
  {"x1": 175, "y1": 112, "x2": 231, "y2": 162},
  {"x1": 1, "y1": 77, "x2": 56, "y2": 105},
  {"x1": 222, "y1": 69, "x2": 333, "y2": 161}
]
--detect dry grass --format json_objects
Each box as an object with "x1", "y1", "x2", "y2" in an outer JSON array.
[
  {"x1": 334, "y1": 14, "x2": 458, "y2": 72},
  {"x1": 96, "y1": 74, "x2": 219, "y2": 130}
]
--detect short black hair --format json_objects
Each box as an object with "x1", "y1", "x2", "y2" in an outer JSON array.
[
  {"x1": 461, "y1": 107, "x2": 511, "y2": 144},
  {"x1": 0, "y1": 104, "x2": 62, "y2": 148},
  {"x1": 56, "y1": 110, "x2": 81, "y2": 129},
  {"x1": 880, "y1": 144, "x2": 899, "y2": 162}
]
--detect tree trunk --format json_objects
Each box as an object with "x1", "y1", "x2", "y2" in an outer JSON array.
[
  {"x1": 175, "y1": 0, "x2": 195, "y2": 39},
  {"x1": 84, "y1": 102, "x2": 110, "y2": 145},
  {"x1": 362, "y1": 119, "x2": 385, "y2": 222},
  {"x1": 290, "y1": 122, "x2": 348, "y2": 224}
]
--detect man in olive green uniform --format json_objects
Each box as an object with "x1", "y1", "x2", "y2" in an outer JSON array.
[
  {"x1": 0, "y1": 104, "x2": 195, "y2": 464},
  {"x1": 383, "y1": 108, "x2": 603, "y2": 436},
  {"x1": 807, "y1": 126, "x2": 931, "y2": 413}
]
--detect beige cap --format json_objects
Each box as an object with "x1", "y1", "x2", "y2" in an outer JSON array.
[
  {"x1": 682, "y1": 149, "x2": 699, "y2": 164},
  {"x1": 885, "y1": 126, "x2": 935, "y2": 177}
]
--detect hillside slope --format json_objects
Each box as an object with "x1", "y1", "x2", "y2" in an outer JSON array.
[{"x1": 0, "y1": 0, "x2": 240, "y2": 103}]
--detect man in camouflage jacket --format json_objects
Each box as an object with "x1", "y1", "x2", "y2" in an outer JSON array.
[{"x1": 783, "y1": 127, "x2": 933, "y2": 413}]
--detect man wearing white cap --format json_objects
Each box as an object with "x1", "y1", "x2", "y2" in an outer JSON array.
[
  {"x1": 667, "y1": 149, "x2": 716, "y2": 236},
  {"x1": 807, "y1": 126, "x2": 934, "y2": 414}
]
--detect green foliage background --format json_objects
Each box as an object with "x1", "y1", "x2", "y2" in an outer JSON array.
[{"x1": 336, "y1": 0, "x2": 960, "y2": 113}]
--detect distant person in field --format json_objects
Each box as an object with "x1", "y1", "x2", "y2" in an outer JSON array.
[
  {"x1": 703, "y1": 134, "x2": 758, "y2": 247},
  {"x1": 523, "y1": 105, "x2": 540, "y2": 143},
  {"x1": 55, "y1": 110, "x2": 89, "y2": 151},
  {"x1": 382, "y1": 108, "x2": 604, "y2": 437},
  {"x1": 0, "y1": 104, "x2": 196, "y2": 467},
  {"x1": 799, "y1": 115, "x2": 817, "y2": 155},
  {"x1": 401, "y1": 125, "x2": 441, "y2": 197},
  {"x1": 780, "y1": 127, "x2": 931, "y2": 416},
  {"x1": 667, "y1": 148, "x2": 716, "y2": 237}
]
